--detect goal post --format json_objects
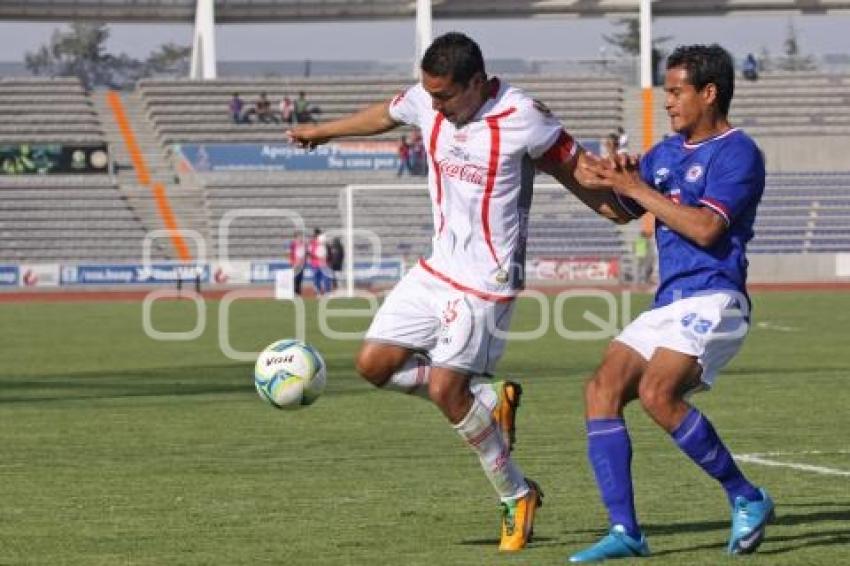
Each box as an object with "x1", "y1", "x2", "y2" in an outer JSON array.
[{"x1": 341, "y1": 183, "x2": 429, "y2": 298}]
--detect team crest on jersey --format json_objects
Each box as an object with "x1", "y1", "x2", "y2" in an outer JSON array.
[
  {"x1": 448, "y1": 145, "x2": 470, "y2": 162},
  {"x1": 654, "y1": 167, "x2": 670, "y2": 185},
  {"x1": 685, "y1": 164, "x2": 704, "y2": 182},
  {"x1": 533, "y1": 99, "x2": 553, "y2": 117}
]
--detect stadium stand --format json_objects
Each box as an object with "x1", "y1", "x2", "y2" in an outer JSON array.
[
  {"x1": 751, "y1": 172, "x2": 850, "y2": 254},
  {"x1": 137, "y1": 74, "x2": 623, "y2": 144},
  {"x1": 731, "y1": 72, "x2": 850, "y2": 136},
  {"x1": 0, "y1": 78, "x2": 173, "y2": 263},
  {"x1": 140, "y1": 74, "x2": 629, "y2": 264},
  {"x1": 5, "y1": 70, "x2": 850, "y2": 269},
  {"x1": 0, "y1": 174, "x2": 170, "y2": 262},
  {"x1": 202, "y1": 171, "x2": 349, "y2": 259},
  {"x1": 0, "y1": 77, "x2": 104, "y2": 144}
]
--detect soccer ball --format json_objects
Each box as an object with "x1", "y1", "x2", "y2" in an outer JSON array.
[{"x1": 254, "y1": 339, "x2": 327, "y2": 410}]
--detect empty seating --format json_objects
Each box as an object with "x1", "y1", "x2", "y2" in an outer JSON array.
[
  {"x1": 751, "y1": 172, "x2": 850, "y2": 253},
  {"x1": 731, "y1": 73, "x2": 850, "y2": 136},
  {"x1": 0, "y1": 175, "x2": 170, "y2": 262},
  {"x1": 0, "y1": 77, "x2": 105, "y2": 144}
]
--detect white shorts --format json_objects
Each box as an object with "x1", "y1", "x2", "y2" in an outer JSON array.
[
  {"x1": 365, "y1": 264, "x2": 515, "y2": 375},
  {"x1": 615, "y1": 291, "x2": 749, "y2": 387}
]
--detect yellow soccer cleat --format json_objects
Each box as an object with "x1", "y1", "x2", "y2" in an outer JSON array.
[
  {"x1": 492, "y1": 380, "x2": 522, "y2": 452},
  {"x1": 499, "y1": 479, "x2": 543, "y2": 552}
]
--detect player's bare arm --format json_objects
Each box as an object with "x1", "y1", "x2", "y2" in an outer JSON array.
[
  {"x1": 582, "y1": 155, "x2": 727, "y2": 248},
  {"x1": 287, "y1": 100, "x2": 399, "y2": 148},
  {"x1": 535, "y1": 147, "x2": 634, "y2": 225}
]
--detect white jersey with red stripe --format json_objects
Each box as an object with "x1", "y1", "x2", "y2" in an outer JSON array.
[{"x1": 388, "y1": 78, "x2": 575, "y2": 300}]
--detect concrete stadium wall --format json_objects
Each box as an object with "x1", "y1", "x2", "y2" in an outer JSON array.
[
  {"x1": 757, "y1": 136, "x2": 850, "y2": 172},
  {"x1": 748, "y1": 253, "x2": 850, "y2": 283}
]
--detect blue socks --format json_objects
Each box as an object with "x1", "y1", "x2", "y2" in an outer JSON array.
[
  {"x1": 587, "y1": 418, "x2": 641, "y2": 539},
  {"x1": 671, "y1": 408, "x2": 761, "y2": 506},
  {"x1": 586, "y1": 408, "x2": 759, "y2": 541}
]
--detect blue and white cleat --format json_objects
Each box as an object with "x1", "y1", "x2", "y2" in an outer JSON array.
[
  {"x1": 569, "y1": 524, "x2": 650, "y2": 563},
  {"x1": 728, "y1": 488, "x2": 775, "y2": 555}
]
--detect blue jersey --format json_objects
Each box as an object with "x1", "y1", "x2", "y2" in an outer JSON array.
[{"x1": 638, "y1": 128, "x2": 765, "y2": 309}]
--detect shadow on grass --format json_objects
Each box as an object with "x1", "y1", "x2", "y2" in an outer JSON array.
[
  {"x1": 549, "y1": 502, "x2": 850, "y2": 558},
  {"x1": 457, "y1": 535, "x2": 556, "y2": 547},
  {"x1": 644, "y1": 506, "x2": 850, "y2": 558},
  {"x1": 0, "y1": 364, "x2": 371, "y2": 404}
]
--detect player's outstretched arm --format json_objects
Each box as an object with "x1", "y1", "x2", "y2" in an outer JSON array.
[
  {"x1": 535, "y1": 147, "x2": 635, "y2": 225},
  {"x1": 287, "y1": 101, "x2": 399, "y2": 148}
]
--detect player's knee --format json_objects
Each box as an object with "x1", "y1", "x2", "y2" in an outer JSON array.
[
  {"x1": 586, "y1": 367, "x2": 625, "y2": 407},
  {"x1": 637, "y1": 379, "x2": 675, "y2": 416},
  {"x1": 354, "y1": 349, "x2": 391, "y2": 387}
]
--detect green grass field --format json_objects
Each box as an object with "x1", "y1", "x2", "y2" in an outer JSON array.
[{"x1": 1, "y1": 291, "x2": 849, "y2": 565}]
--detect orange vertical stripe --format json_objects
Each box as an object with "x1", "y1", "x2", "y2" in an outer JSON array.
[
  {"x1": 106, "y1": 90, "x2": 192, "y2": 261},
  {"x1": 153, "y1": 183, "x2": 192, "y2": 261},
  {"x1": 106, "y1": 91, "x2": 151, "y2": 186}
]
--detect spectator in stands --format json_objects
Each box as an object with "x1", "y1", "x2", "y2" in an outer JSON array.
[
  {"x1": 280, "y1": 95, "x2": 295, "y2": 124},
  {"x1": 308, "y1": 228, "x2": 330, "y2": 295},
  {"x1": 288, "y1": 230, "x2": 307, "y2": 295},
  {"x1": 742, "y1": 53, "x2": 759, "y2": 82},
  {"x1": 408, "y1": 129, "x2": 426, "y2": 175},
  {"x1": 328, "y1": 236, "x2": 345, "y2": 291},
  {"x1": 397, "y1": 135, "x2": 413, "y2": 176},
  {"x1": 295, "y1": 91, "x2": 317, "y2": 124},
  {"x1": 633, "y1": 229, "x2": 655, "y2": 285},
  {"x1": 616, "y1": 126, "x2": 629, "y2": 155},
  {"x1": 229, "y1": 93, "x2": 246, "y2": 124},
  {"x1": 255, "y1": 92, "x2": 278, "y2": 123}
]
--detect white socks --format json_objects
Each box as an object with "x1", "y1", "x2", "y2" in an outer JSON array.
[
  {"x1": 453, "y1": 397, "x2": 528, "y2": 501},
  {"x1": 379, "y1": 355, "x2": 499, "y2": 411},
  {"x1": 378, "y1": 354, "x2": 431, "y2": 398}
]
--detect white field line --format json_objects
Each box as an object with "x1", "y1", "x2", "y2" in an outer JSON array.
[
  {"x1": 755, "y1": 321, "x2": 800, "y2": 332},
  {"x1": 735, "y1": 452, "x2": 850, "y2": 477}
]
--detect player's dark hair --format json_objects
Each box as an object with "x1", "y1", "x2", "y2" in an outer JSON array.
[
  {"x1": 666, "y1": 44, "x2": 734, "y2": 116},
  {"x1": 421, "y1": 32, "x2": 486, "y2": 87}
]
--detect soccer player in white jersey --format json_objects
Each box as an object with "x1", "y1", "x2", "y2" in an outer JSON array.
[{"x1": 289, "y1": 32, "x2": 628, "y2": 552}]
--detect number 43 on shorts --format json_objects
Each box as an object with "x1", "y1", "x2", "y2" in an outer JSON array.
[{"x1": 681, "y1": 313, "x2": 714, "y2": 334}]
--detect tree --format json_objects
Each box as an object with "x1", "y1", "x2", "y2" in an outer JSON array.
[
  {"x1": 25, "y1": 23, "x2": 116, "y2": 89},
  {"x1": 24, "y1": 23, "x2": 190, "y2": 89},
  {"x1": 145, "y1": 43, "x2": 192, "y2": 75},
  {"x1": 603, "y1": 18, "x2": 672, "y2": 85},
  {"x1": 603, "y1": 17, "x2": 672, "y2": 57}
]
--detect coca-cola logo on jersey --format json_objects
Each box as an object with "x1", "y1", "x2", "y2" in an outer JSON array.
[{"x1": 436, "y1": 158, "x2": 487, "y2": 186}]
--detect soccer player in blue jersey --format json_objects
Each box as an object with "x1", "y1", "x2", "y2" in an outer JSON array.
[{"x1": 568, "y1": 44, "x2": 774, "y2": 562}]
